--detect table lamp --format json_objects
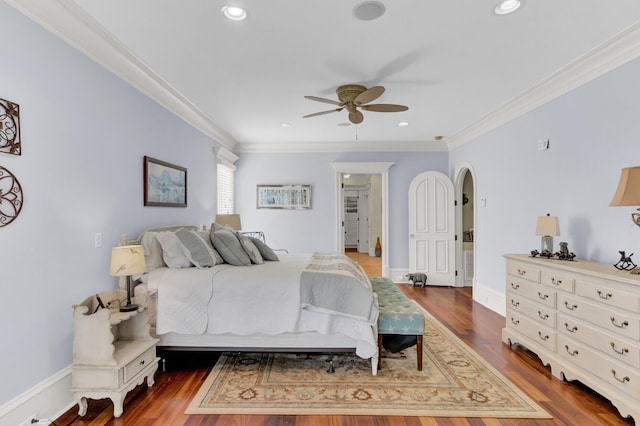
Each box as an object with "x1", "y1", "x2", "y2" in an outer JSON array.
[
  {"x1": 215, "y1": 214, "x2": 242, "y2": 230},
  {"x1": 110, "y1": 245, "x2": 146, "y2": 312},
  {"x1": 610, "y1": 166, "x2": 640, "y2": 228},
  {"x1": 536, "y1": 213, "x2": 560, "y2": 254}
]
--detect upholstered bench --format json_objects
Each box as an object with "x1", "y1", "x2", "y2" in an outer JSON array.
[{"x1": 370, "y1": 276, "x2": 425, "y2": 371}]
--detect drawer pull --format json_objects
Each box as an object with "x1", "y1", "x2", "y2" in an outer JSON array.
[
  {"x1": 611, "y1": 369, "x2": 630, "y2": 384},
  {"x1": 511, "y1": 299, "x2": 520, "y2": 307},
  {"x1": 140, "y1": 360, "x2": 145, "y2": 366},
  {"x1": 510, "y1": 282, "x2": 520, "y2": 290},
  {"x1": 610, "y1": 317, "x2": 629, "y2": 329},
  {"x1": 564, "y1": 301, "x2": 578, "y2": 311},
  {"x1": 564, "y1": 345, "x2": 579, "y2": 356},
  {"x1": 537, "y1": 331, "x2": 549, "y2": 341},
  {"x1": 511, "y1": 317, "x2": 520, "y2": 325},
  {"x1": 610, "y1": 342, "x2": 630, "y2": 355},
  {"x1": 538, "y1": 310, "x2": 549, "y2": 320},
  {"x1": 537, "y1": 292, "x2": 549, "y2": 300},
  {"x1": 597, "y1": 290, "x2": 612, "y2": 300},
  {"x1": 564, "y1": 322, "x2": 578, "y2": 333},
  {"x1": 517, "y1": 269, "x2": 526, "y2": 276},
  {"x1": 551, "y1": 277, "x2": 562, "y2": 285}
]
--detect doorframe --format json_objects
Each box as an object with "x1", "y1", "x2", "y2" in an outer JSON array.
[
  {"x1": 332, "y1": 162, "x2": 394, "y2": 277},
  {"x1": 453, "y1": 161, "x2": 477, "y2": 289}
]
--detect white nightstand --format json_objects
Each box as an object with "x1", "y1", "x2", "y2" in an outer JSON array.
[{"x1": 71, "y1": 292, "x2": 159, "y2": 418}]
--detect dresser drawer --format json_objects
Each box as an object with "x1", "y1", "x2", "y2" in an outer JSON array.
[
  {"x1": 576, "y1": 279, "x2": 640, "y2": 314},
  {"x1": 559, "y1": 335, "x2": 640, "y2": 397},
  {"x1": 541, "y1": 270, "x2": 575, "y2": 293},
  {"x1": 506, "y1": 310, "x2": 556, "y2": 352},
  {"x1": 507, "y1": 277, "x2": 556, "y2": 308},
  {"x1": 123, "y1": 346, "x2": 156, "y2": 383},
  {"x1": 509, "y1": 295, "x2": 556, "y2": 328},
  {"x1": 506, "y1": 262, "x2": 541, "y2": 283},
  {"x1": 558, "y1": 314, "x2": 640, "y2": 369},
  {"x1": 558, "y1": 294, "x2": 640, "y2": 341}
]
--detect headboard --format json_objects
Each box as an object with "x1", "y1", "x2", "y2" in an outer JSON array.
[{"x1": 122, "y1": 225, "x2": 203, "y2": 246}]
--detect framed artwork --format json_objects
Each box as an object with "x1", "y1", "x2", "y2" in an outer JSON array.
[
  {"x1": 0, "y1": 97, "x2": 21, "y2": 156},
  {"x1": 143, "y1": 156, "x2": 187, "y2": 207},
  {"x1": 257, "y1": 184, "x2": 311, "y2": 209}
]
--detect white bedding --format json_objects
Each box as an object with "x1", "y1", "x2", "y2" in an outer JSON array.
[{"x1": 140, "y1": 253, "x2": 378, "y2": 358}]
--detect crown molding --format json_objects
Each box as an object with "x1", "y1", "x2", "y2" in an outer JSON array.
[
  {"x1": 445, "y1": 21, "x2": 640, "y2": 150},
  {"x1": 237, "y1": 140, "x2": 448, "y2": 153},
  {"x1": 6, "y1": 0, "x2": 237, "y2": 152}
]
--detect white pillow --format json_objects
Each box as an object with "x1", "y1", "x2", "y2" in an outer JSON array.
[
  {"x1": 141, "y1": 232, "x2": 165, "y2": 272},
  {"x1": 155, "y1": 231, "x2": 193, "y2": 268}
]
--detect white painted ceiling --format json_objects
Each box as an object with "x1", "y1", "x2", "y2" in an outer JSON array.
[{"x1": 9, "y1": 0, "x2": 640, "y2": 152}]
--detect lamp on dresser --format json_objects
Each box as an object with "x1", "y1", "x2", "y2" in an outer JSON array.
[
  {"x1": 110, "y1": 245, "x2": 146, "y2": 312},
  {"x1": 215, "y1": 213, "x2": 242, "y2": 230},
  {"x1": 610, "y1": 166, "x2": 640, "y2": 228},
  {"x1": 535, "y1": 213, "x2": 560, "y2": 254}
]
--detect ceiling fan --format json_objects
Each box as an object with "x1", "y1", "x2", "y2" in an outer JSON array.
[{"x1": 303, "y1": 84, "x2": 408, "y2": 124}]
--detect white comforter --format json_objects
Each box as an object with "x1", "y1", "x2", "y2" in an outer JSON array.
[{"x1": 144, "y1": 253, "x2": 377, "y2": 358}]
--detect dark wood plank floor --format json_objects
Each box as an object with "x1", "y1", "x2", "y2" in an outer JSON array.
[{"x1": 56, "y1": 271, "x2": 636, "y2": 425}]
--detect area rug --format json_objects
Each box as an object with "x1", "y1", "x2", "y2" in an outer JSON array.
[{"x1": 186, "y1": 305, "x2": 551, "y2": 418}]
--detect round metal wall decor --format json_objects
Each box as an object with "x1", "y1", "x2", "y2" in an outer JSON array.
[{"x1": 0, "y1": 165, "x2": 23, "y2": 227}]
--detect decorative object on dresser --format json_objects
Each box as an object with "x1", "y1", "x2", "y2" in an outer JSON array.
[
  {"x1": 110, "y1": 245, "x2": 146, "y2": 312},
  {"x1": 256, "y1": 184, "x2": 311, "y2": 209},
  {"x1": 0, "y1": 97, "x2": 20, "y2": 155},
  {"x1": 502, "y1": 254, "x2": 640, "y2": 422},
  {"x1": 535, "y1": 213, "x2": 560, "y2": 255},
  {"x1": 71, "y1": 292, "x2": 159, "y2": 418},
  {"x1": 143, "y1": 156, "x2": 187, "y2": 207},
  {"x1": 0, "y1": 165, "x2": 23, "y2": 228},
  {"x1": 614, "y1": 251, "x2": 637, "y2": 272},
  {"x1": 610, "y1": 166, "x2": 640, "y2": 228}
]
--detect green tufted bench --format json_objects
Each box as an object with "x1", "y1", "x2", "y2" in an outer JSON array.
[{"x1": 370, "y1": 276, "x2": 425, "y2": 371}]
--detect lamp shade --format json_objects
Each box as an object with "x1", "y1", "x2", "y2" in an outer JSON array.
[
  {"x1": 215, "y1": 214, "x2": 242, "y2": 230},
  {"x1": 610, "y1": 166, "x2": 640, "y2": 206},
  {"x1": 110, "y1": 245, "x2": 146, "y2": 276},
  {"x1": 536, "y1": 214, "x2": 560, "y2": 237}
]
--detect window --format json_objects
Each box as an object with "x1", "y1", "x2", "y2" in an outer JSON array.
[{"x1": 216, "y1": 147, "x2": 239, "y2": 214}]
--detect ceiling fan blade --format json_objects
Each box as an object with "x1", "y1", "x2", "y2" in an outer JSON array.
[
  {"x1": 303, "y1": 108, "x2": 343, "y2": 118},
  {"x1": 304, "y1": 95, "x2": 343, "y2": 106},
  {"x1": 349, "y1": 110, "x2": 364, "y2": 124},
  {"x1": 360, "y1": 103, "x2": 408, "y2": 112},
  {"x1": 354, "y1": 86, "x2": 384, "y2": 105}
]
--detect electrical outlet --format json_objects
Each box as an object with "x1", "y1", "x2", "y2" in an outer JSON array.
[
  {"x1": 538, "y1": 138, "x2": 550, "y2": 150},
  {"x1": 94, "y1": 232, "x2": 102, "y2": 248},
  {"x1": 19, "y1": 414, "x2": 37, "y2": 426}
]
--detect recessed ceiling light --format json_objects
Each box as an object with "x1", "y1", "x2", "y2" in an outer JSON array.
[
  {"x1": 493, "y1": 0, "x2": 524, "y2": 15},
  {"x1": 221, "y1": 5, "x2": 247, "y2": 21},
  {"x1": 281, "y1": 123, "x2": 290, "y2": 127},
  {"x1": 353, "y1": 1, "x2": 386, "y2": 21},
  {"x1": 398, "y1": 122, "x2": 409, "y2": 127}
]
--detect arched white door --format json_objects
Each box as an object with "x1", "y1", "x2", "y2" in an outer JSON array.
[{"x1": 409, "y1": 171, "x2": 455, "y2": 286}]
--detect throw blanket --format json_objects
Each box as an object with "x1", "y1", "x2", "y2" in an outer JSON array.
[{"x1": 300, "y1": 253, "x2": 378, "y2": 325}]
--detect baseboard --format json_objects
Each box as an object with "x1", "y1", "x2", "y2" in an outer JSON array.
[
  {"x1": 0, "y1": 366, "x2": 73, "y2": 426},
  {"x1": 473, "y1": 280, "x2": 506, "y2": 316},
  {"x1": 388, "y1": 268, "x2": 410, "y2": 283}
]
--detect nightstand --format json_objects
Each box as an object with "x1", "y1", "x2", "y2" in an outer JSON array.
[{"x1": 71, "y1": 292, "x2": 159, "y2": 418}]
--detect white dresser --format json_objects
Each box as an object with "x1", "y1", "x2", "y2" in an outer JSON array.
[{"x1": 502, "y1": 254, "x2": 639, "y2": 422}]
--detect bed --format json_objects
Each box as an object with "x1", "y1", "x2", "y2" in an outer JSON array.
[{"x1": 126, "y1": 225, "x2": 379, "y2": 374}]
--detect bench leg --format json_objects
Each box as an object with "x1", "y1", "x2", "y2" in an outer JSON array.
[
  {"x1": 416, "y1": 335, "x2": 423, "y2": 371},
  {"x1": 377, "y1": 334, "x2": 383, "y2": 371}
]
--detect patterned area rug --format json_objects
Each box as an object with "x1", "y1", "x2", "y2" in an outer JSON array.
[{"x1": 186, "y1": 306, "x2": 551, "y2": 418}]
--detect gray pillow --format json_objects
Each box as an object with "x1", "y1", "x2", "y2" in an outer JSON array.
[
  {"x1": 238, "y1": 233, "x2": 264, "y2": 264},
  {"x1": 249, "y1": 237, "x2": 279, "y2": 261},
  {"x1": 210, "y1": 228, "x2": 251, "y2": 266},
  {"x1": 175, "y1": 228, "x2": 223, "y2": 268}
]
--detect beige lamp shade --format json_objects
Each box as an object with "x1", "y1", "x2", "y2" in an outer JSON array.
[
  {"x1": 535, "y1": 214, "x2": 560, "y2": 237},
  {"x1": 610, "y1": 166, "x2": 640, "y2": 206},
  {"x1": 110, "y1": 245, "x2": 146, "y2": 276},
  {"x1": 215, "y1": 214, "x2": 242, "y2": 230}
]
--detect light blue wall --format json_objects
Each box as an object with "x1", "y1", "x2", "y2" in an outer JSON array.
[
  {"x1": 236, "y1": 151, "x2": 449, "y2": 268},
  {"x1": 0, "y1": 3, "x2": 219, "y2": 406},
  {"x1": 450, "y1": 55, "x2": 640, "y2": 294}
]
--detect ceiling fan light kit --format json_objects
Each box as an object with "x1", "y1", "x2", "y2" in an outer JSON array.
[{"x1": 304, "y1": 84, "x2": 408, "y2": 124}]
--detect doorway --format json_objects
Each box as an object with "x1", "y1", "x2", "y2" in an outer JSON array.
[{"x1": 454, "y1": 163, "x2": 476, "y2": 289}]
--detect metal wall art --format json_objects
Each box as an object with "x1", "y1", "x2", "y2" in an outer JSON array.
[
  {"x1": 0, "y1": 165, "x2": 23, "y2": 227},
  {"x1": 0, "y1": 98, "x2": 20, "y2": 156}
]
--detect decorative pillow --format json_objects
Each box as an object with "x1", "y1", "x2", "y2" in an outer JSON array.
[
  {"x1": 210, "y1": 228, "x2": 251, "y2": 266},
  {"x1": 155, "y1": 230, "x2": 193, "y2": 268},
  {"x1": 174, "y1": 228, "x2": 223, "y2": 268},
  {"x1": 249, "y1": 237, "x2": 279, "y2": 261},
  {"x1": 140, "y1": 231, "x2": 166, "y2": 271},
  {"x1": 197, "y1": 229, "x2": 225, "y2": 264},
  {"x1": 237, "y1": 233, "x2": 264, "y2": 264}
]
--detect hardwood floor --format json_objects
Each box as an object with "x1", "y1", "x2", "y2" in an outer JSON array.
[{"x1": 55, "y1": 255, "x2": 635, "y2": 425}]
